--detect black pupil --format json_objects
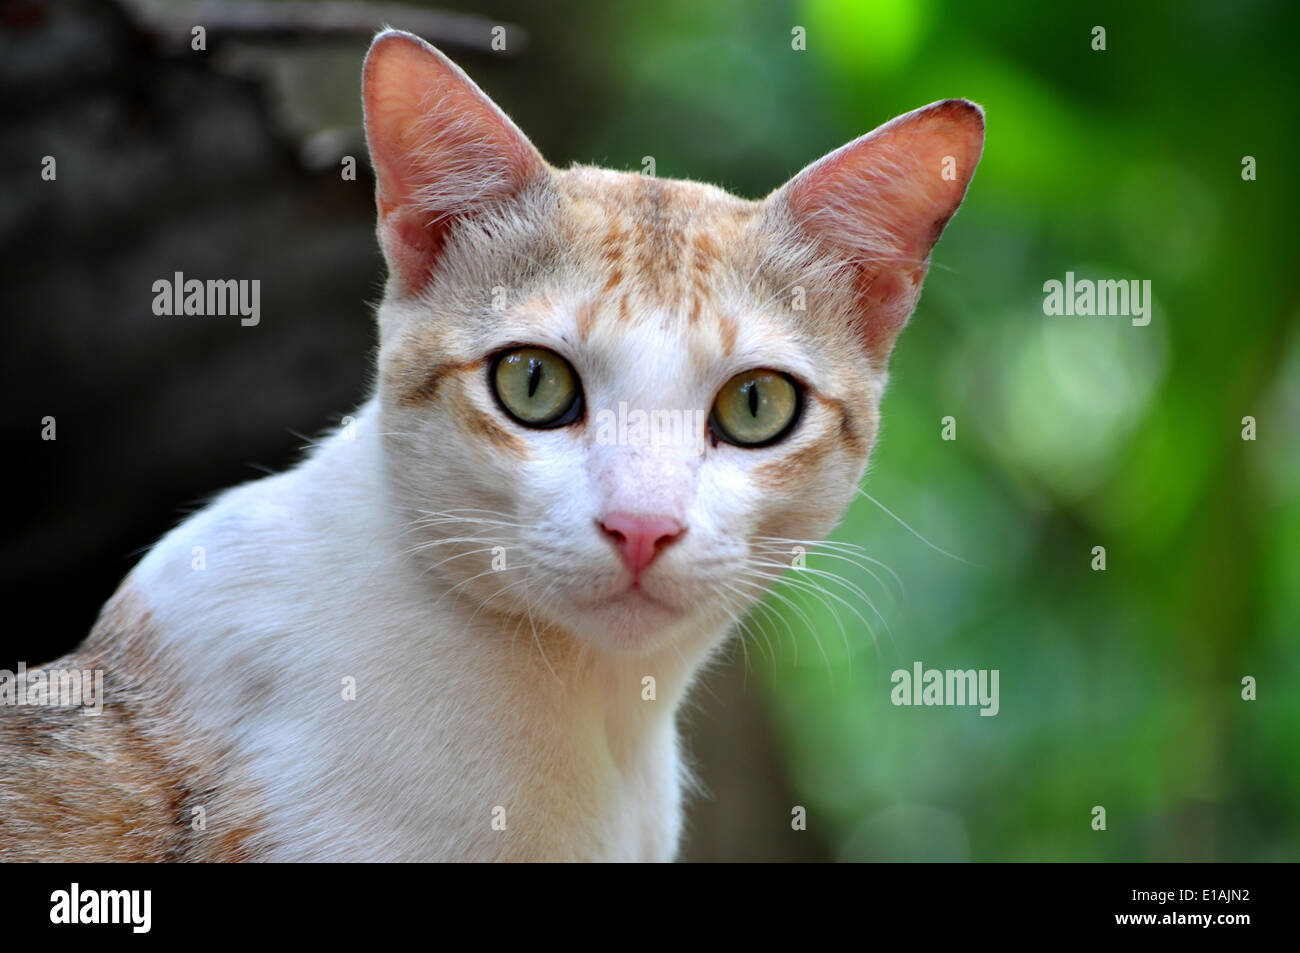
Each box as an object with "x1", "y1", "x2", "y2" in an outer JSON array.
[
  {"x1": 526, "y1": 358, "x2": 543, "y2": 398},
  {"x1": 744, "y1": 380, "x2": 759, "y2": 417}
]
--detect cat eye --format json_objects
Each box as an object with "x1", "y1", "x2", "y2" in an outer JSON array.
[
  {"x1": 710, "y1": 369, "x2": 801, "y2": 447},
  {"x1": 490, "y1": 346, "x2": 583, "y2": 428}
]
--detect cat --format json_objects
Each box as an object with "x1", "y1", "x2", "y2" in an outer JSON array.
[{"x1": 0, "y1": 29, "x2": 982, "y2": 861}]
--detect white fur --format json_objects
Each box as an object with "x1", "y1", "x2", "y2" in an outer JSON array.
[{"x1": 130, "y1": 400, "x2": 728, "y2": 861}]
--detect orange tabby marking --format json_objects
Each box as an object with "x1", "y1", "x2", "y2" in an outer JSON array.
[{"x1": 0, "y1": 586, "x2": 271, "y2": 861}]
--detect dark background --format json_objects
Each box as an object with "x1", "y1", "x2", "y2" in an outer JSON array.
[{"x1": 2, "y1": 0, "x2": 1296, "y2": 861}]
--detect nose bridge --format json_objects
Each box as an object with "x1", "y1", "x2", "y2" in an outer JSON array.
[
  {"x1": 587, "y1": 317, "x2": 705, "y2": 520},
  {"x1": 592, "y1": 440, "x2": 697, "y2": 520}
]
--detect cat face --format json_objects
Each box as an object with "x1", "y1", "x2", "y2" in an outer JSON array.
[{"x1": 363, "y1": 31, "x2": 982, "y2": 655}]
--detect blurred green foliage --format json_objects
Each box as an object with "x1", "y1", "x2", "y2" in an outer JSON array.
[{"x1": 395, "y1": 0, "x2": 1299, "y2": 859}]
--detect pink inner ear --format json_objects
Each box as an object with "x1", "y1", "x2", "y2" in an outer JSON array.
[
  {"x1": 782, "y1": 99, "x2": 984, "y2": 358},
  {"x1": 362, "y1": 31, "x2": 545, "y2": 296}
]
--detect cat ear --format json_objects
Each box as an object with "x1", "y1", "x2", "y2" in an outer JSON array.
[
  {"x1": 362, "y1": 30, "x2": 547, "y2": 296},
  {"x1": 769, "y1": 99, "x2": 984, "y2": 360}
]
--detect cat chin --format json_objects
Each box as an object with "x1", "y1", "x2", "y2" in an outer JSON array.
[{"x1": 561, "y1": 589, "x2": 705, "y2": 654}]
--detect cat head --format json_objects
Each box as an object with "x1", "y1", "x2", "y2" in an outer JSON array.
[{"x1": 362, "y1": 30, "x2": 982, "y2": 657}]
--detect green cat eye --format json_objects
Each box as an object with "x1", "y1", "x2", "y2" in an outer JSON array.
[
  {"x1": 491, "y1": 347, "x2": 582, "y2": 428},
  {"x1": 710, "y1": 369, "x2": 801, "y2": 447}
]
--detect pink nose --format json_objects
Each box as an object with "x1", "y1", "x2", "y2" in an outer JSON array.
[{"x1": 599, "y1": 513, "x2": 685, "y2": 579}]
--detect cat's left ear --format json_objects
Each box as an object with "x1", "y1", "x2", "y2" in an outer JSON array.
[
  {"x1": 363, "y1": 30, "x2": 548, "y2": 297},
  {"x1": 767, "y1": 100, "x2": 984, "y2": 361}
]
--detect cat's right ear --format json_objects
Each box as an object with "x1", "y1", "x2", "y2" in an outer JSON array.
[{"x1": 363, "y1": 30, "x2": 547, "y2": 297}]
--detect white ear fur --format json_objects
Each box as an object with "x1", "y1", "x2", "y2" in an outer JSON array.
[{"x1": 362, "y1": 30, "x2": 547, "y2": 295}]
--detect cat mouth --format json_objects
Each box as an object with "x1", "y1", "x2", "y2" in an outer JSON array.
[
  {"x1": 623, "y1": 583, "x2": 673, "y2": 609},
  {"x1": 583, "y1": 582, "x2": 679, "y2": 616}
]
